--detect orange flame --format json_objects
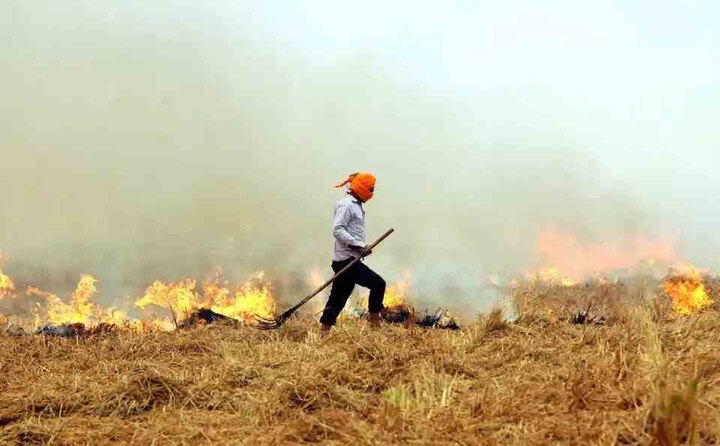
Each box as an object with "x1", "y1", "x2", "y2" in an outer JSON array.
[
  {"x1": 532, "y1": 228, "x2": 678, "y2": 282},
  {"x1": 338, "y1": 273, "x2": 413, "y2": 319},
  {"x1": 135, "y1": 272, "x2": 276, "y2": 323},
  {"x1": 0, "y1": 269, "x2": 15, "y2": 299},
  {"x1": 27, "y1": 274, "x2": 127, "y2": 327},
  {"x1": 524, "y1": 267, "x2": 576, "y2": 287},
  {"x1": 135, "y1": 279, "x2": 197, "y2": 321},
  {"x1": 662, "y1": 265, "x2": 713, "y2": 316},
  {"x1": 204, "y1": 272, "x2": 276, "y2": 321},
  {"x1": 307, "y1": 267, "x2": 327, "y2": 317},
  {"x1": 383, "y1": 273, "x2": 412, "y2": 308}
]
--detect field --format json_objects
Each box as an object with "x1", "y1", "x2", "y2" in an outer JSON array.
[{"x1": 1, "y1": 282, "x2": 719, "y2": 445}]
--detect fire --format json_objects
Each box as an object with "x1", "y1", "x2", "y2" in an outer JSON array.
[
  {"x1": 0, "y1": 269, "x2": 15, "y2": 298},
  {"x1": 135, "y1": 272, "x2": 276, "y2": 324},
  {"x1": 662, "y1": 265, "x2": 713, "y2": 316},
  {"x1": 383, "y1": 273, "x2": 412, "y2": 308},
  {"x1": 307, "y1": 267, "x2": 327, "y2": 317},
  {"x1": 338, "y1": 273, "x2": 412, "y2": 319},
  {"x1": 534, "y1": 228, "x2": 678, "y2": 282},
  {"x1": 27, "y1": 274, "x2": 127, "y2": 326},
  {"x1": 306, "y1": 267, "x2": 410, "y2": 319},
  {"x1": 204, "y1": 272, "x2": 276, "y2": 321},
  {"x1": 136, "y1": 318, "x2": 176, "y2": 333},
  {"x1": 525, "y1": 267, "x2": 575, "y2": 287},
  {"x1": 98, "y1": 308, "x2": 130, "y2": 326},
  {"x1": 28, "y1": 282, "x2": 95, "y2": 326},
  {"x1": 67, "y1": 274, "x2": 97, "y2": 322},
  {"x1": 135, "y1": 279, "x2": 197, "y2": 322}
]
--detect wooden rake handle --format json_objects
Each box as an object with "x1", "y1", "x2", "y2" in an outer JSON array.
[{"x1": 278, "y1": 228, "x2": 395, "y2": 319}]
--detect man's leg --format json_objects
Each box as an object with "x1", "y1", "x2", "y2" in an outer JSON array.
[
  {"x1": 353, "y1": 262, "x2": 386, "y2": 327},
  {"x1": 319, "y1": 260, "x2": 356, "y2": 329}
]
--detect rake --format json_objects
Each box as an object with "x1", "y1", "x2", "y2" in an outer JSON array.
[{"x1": 252, "y1": 228, "x2": 395, "y2": 330}]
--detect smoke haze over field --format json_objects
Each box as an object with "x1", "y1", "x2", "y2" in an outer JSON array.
[{"x1": 2, "y1": 2, "x2": 719, "y2": 313}]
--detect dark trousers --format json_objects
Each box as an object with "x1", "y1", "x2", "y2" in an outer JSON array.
[{"x1": 319, "y1": 258, "x2": 386, "y2": 326}]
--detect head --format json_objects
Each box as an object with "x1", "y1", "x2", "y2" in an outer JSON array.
[{"x1": 335, "y1": 172, "x2": 376, "y2": 202}]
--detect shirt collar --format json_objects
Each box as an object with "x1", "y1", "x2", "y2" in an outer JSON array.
[{"x1": 346, "y1": 192, "x2": 362, "y2": 204}]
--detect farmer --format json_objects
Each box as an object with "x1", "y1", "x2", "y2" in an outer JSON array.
[{"x1": 320, "y1": 172, "x2": 386, "y2": 334}]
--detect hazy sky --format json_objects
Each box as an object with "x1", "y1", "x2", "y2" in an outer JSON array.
[{"x1": 2, "y1": 1, "x2": 719, "y2": 312}]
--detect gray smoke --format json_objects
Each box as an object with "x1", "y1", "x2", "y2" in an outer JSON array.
[{"x1": 2, "y1": 2, "x2": 717, "y2": 316}]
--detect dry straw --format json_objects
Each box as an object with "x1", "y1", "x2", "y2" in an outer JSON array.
[{"x1": 1, "y1": 281, "x2": 719, "y2": 445}]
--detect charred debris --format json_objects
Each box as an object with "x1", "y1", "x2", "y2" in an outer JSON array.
[{"x1": 11, "y1": 305, "x2": 461, "y2": 338}]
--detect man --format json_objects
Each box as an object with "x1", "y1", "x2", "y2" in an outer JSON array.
[{"x1": 320, "y1": 172, "x2": 386, "y2": 334}]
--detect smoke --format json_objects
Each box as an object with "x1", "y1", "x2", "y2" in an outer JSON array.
[{"x1": 0, "y1": 2, "x2": 708, "y2": 316}]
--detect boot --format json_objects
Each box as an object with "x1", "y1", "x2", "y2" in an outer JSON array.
[
  {"x1": 368, "y1": 312, "x2": 382, "y2": 329},
  {"x1": 320, "y1": 323, "x2": 332, "y2": 337}
]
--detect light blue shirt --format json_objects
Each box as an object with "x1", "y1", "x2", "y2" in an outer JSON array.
[{"x1": 332, "y1": 193, "x2": 366, "y2": 261}]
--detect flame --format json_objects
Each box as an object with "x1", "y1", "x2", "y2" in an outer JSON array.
[
  {"x1": 305, "y1": 267, "x2": 410, "y2": 319},
  {"x1": 383, "y1": 273, "x2": 412, "y2": 308},
  {"x1": 307, "y1": 267, "x2": 329, "y2": 317},
  {"x1": 338, "y1": 273, "x2": 413, "y2": 319},
  {"x1": 135, "y1": 279, "x2": 197, "y2": 322},
  {"x1": 534, "y1": 228, "x2": 678, "y2": 282},
  {"x1": 26, "y1": 274, "x2": 125, "y2": 327},
  {"x1": 2, "y1": 260, "x2": 277, "y2": 330},
  {"x1": 135, "y1": 272, "x2": 276, "y2": 323},
  {"x1": 205, "y1": 272, "x2": 276, "y2": 321},
  {"x1": 0, "y1": 269, "x2": 15, "y2": 298},
  {"x1": 99, "y1": 307, "x2": 130, "y2": 326},
  {"x1": 662, "y1": 265, "x2": 713, "y2": 315},
  {"x1": 525, "y1": 267, "x2": 576, "y2": 287},
  {"x1": 68, "y1": 274, "x2": 97, "y2": 322},
  {"x1": 307, "y1": 267, "x2": 325, "y2": 291},
  {"x1": 125, "y1": 318, "x2": 176, "y2": 334}
]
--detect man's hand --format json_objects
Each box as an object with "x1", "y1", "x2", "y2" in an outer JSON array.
[{"x1": 352, "y1": 246, "x2": 373, "y2": 257}]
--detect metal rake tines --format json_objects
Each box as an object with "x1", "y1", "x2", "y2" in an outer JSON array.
[{"x1": 251, "y1": 313, "x2": 290, "y2": 330}]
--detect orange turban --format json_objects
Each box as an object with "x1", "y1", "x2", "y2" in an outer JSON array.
[{"x1": 334, "y1": 172, "x2": 376, "y2": 202}]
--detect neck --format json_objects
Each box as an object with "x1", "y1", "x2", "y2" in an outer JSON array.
[{"x1": 349, "y1": 191, "x2": 364, "y2": 203}]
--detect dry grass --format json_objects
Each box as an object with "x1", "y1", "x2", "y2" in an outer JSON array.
[{"x1": 1, "y1": 284, "x2": 720, "y2": 445}]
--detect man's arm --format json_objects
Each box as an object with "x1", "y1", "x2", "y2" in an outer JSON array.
[{"x1": 332, "y1": 205, "x2": 365, "y2": 248}]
